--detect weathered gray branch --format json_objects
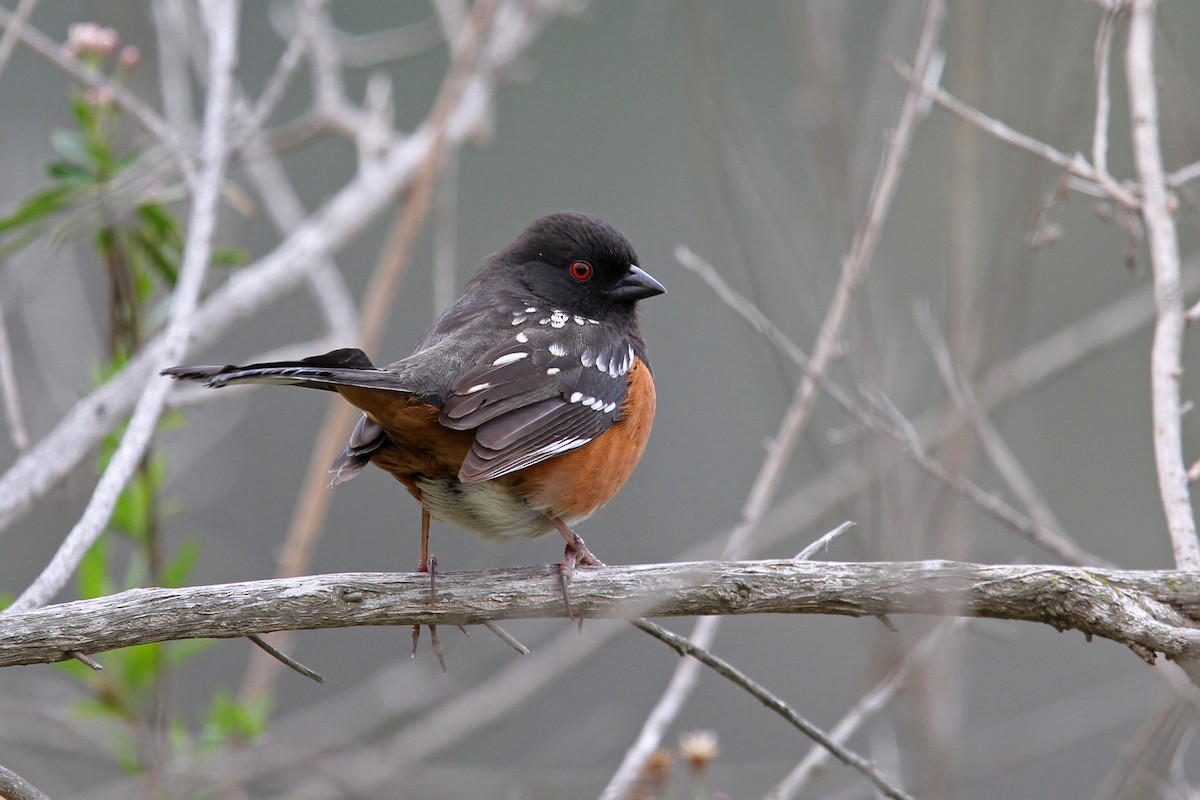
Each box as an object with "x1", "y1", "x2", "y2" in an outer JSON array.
[{"x1": 2, "y1": 560, "x2": 1200, "y2": 669}]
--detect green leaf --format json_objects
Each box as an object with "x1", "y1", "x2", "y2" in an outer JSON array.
[
  {"x1": 77, "y1": 534, "x2": 113, "y2": 600},
  {"x1": 118, "y1": 642, "x2": 162, "y2": 692},
  {"x1": 161, "y1": 538, "x2": 200, "y2": 588},
  {"x1": 46, "y1": 161, "x2": 92, "y2": 182},
  {"x1": 201, "y1": 690, "x2": 274, "y2": 746},
  {"x1": 49, "y1": 128, "x2": 95, "y2": 172},
  {"x1": 211, "y1": 248, "x2": 247, "y2": 267},
  {"x1": 0, "y1": 185, "x2": 75, "y2": 236}
]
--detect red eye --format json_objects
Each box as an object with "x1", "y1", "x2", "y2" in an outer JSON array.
[{"x1": 569, "y1": 260, "x2": 593, "y2": 281}]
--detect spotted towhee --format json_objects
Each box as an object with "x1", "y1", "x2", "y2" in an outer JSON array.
[{"x1": 164, "y1": 212, "x2": 664, "y2": 640}]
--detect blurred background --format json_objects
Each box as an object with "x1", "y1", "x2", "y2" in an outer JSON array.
[{"x1": 1, "y1": 1, "x2": 1199, "y2": 798}]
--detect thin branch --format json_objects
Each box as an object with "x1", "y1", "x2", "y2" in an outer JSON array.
[
  {"x1": 678, "y1": 245, "x2": 1109, "y2": 567},
  {"x1": 765, "y1": 619, "x2": 968, "y2": 800},
  {"x1": 241, "y1": 20, "x2": 309, "y2": 138},
  {"x1": 599, "y1": 617, "x2": 717, "y2": 800},
  {"x1": 7, "y1": 0, "x2": 242, "y2": 612},
  {"x1": 246, "y1": 633, "x2": 323, "y2": 683},
  {"x1": 1092, "y1": 3, "x2": 1135, "y2": 208},
  {"x1": 0, "y1": 0, "x2": 37, "y2": 81},
  {"x1": 1186, "y1": 297, "x2": 1200, "y2": 325},
  {"x1": 891, "y1": 60, "x2": 1135, "y2": 206},
  {"x1": 1167, "y1": 159, "x2": 1200, "y2": 189},
  {"x1": 4, "y1": 560, "x2": 1199, "y2": 667},
  {"x1": 0, "y1": 298, "x2": 28, "y2": 451},
  {"x1": 725, "y1": 0, "x2": 945, "y2": 562},
  {"x1": 0, "y1": 763, "x2": 51, "y2": 800},
  {"x1": 914, "y1": 303, "x2": 1108, "y2": 567},
  {"x1": 795, "y1": 520, "x2": 856, "y2": 561},
  {"x1": 334, "y1": 16, "x2": 444, "y2": 68},
  {"x1": 1125, "y1": 0, "x2": 1200, "y2": 569},
  {"x1": 633, "y1": 619, "x2": 916, "y2": 800},
  {"x1": 602, "y1": 520, "x2": 858, "y2": 800}
]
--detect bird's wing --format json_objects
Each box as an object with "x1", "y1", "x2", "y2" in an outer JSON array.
[{"x1": 440, "y1": 314, "x2": 637, "y2": 483}]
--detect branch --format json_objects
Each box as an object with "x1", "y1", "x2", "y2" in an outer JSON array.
[
  {"x1": 3, "y1": 560, "x2": 1199, "y2": 669},
  {"x1": 1125, "y1": 0, "x2": 1200, "y2": 569},
  {"x1": 0, "y1": 763, "x2": 50, "y2": 800},
  {"x1": 633, "y1": 618, "x2": 916, "y2": 800}
]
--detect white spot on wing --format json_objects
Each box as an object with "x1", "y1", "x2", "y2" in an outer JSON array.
[
  {"x1": 596, "y1": 351, "x2": 610, "y2": 373},
  {"x1": 515, "y1": 331, "x2": 529, "y2": 343},
  {"x1": 525, "y1": 306, "x2": 538, "y2": 313},
  {"x1": 511, "y1": 316, "x2": 526, "y2": 325},
  {"x1": 466, "y1": 382, "x2": 490, "y2": 394},
  {"x1": 492, "y1": 352, "x2": 528, "y2": 366},
  {"x1": 546, "y1": 367, "x2": 561, "y2": 375},
  {"x1": 580, "y1": 348, "x2": 595, "y2": 368},
  {"x1": 529, "y1": 436, "x2": 591, "y2": 459},
  {"x1": 569, "y1": 391, "x2": 584, "y2": 404},
  {"x1": 548, "y1": 342, "x2": 567, "y2": 357}
]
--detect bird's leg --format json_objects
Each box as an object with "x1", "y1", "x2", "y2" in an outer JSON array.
[
  {"x1": 412, "y1": 509, "x2": 447, "y2": 673},
  {"x1": 550, "y1": 517, "x2": 604, "y2": 629}
]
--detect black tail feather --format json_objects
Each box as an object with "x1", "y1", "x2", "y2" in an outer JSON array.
[{"x1": 161, "y1": 348, "x2": 392, "y2": 392}]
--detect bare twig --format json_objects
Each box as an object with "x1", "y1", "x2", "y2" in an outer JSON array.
[
  {"x1": 914, "y1": 304, "x2": 1109, "y2": 567},
  {"x1": 602, "y1": 519, "x2": 858, "y2": 800},
  {"x1": 726, "y1": 0, "x2": 945, "y2": 562},
  {"x1": 679, "y1": 245, "x2": 1109, "y2": 567},
  {"x1": 480, "y1": 620, "x2": 528, "y2": 655},
  {"x1": 334, "y1": 16, "x2": 443, "y2": 68},
  {"x1": 66, "y1": 650, "x2": 102, "y2": 671},
  {"x1": 634, "y1": 618, "x2": 916, "y2": 800},
  {"x1": 1092, "y1": 4, "x2": 1135, "y2": 209},
  {"x1": 795, "y1": 520, "x2": 856, "y2": 562},
  {"x1": 0, "y1": 0, "x2": 37, "y2": 82},
  {"x1": 1125, "y1": 0, "x2": 1200, "y2": 569},
  {"x1": 246, "y1": 633, "x2": 324, "y2": 683},
  {"x1": 891, "y1": 60, "x2": 1134, "y2": 205},
  {"x1": 241, "y1": 20, "x2": 309, "y2": 137},
  {"x1": 1186, "y1": 297, "x2": 1200, "y2": 325},
  {"x1": 0, "y1": 763, "x2": 51, "y2": 800},
  {"x1": 0, "y1": 298, "x2": 28, "y2": 451},
  {"x1": 7, "y1": 0, "x2": 242, "y2": 612},
  {"x1": 598, "y1": 616, "x2": 718, "y2": 800},
  {"x1": 765, "y1": 619, "x2": 968, "y2": 800},
  {"x1": 1168, "y1": 159, "x2": 1200, "y2": 189}
]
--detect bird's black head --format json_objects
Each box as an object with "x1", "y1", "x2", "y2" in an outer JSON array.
[{"x1": 491, "y1": 212, "x2": 665, "y2": 320}]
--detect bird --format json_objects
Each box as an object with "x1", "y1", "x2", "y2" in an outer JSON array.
[{"x1": 163, "y1": 212, "x2": 664, "y2": 662}]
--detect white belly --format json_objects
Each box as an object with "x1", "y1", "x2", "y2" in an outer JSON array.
[{"x1": 414, "y1": 477, "x2": 592, "y2": 540}]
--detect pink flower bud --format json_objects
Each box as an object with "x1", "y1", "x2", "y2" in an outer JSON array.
[
  {"x1": 119, "y1": 45, "x2": 140, "y2": 68},
  {"x1": 64, "y1": 22, "x2": 119, "y2": 59}
]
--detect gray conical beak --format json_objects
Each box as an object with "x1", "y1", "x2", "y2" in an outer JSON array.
[{"x1": 611, "y1": 264, "x2": 666, "y2": 301}]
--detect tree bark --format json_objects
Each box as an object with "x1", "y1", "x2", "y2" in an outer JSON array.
[{"x1": 3, "y1": 560, "x2": 1199, "y2": 669}]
